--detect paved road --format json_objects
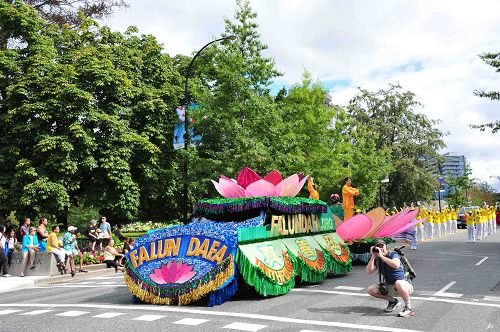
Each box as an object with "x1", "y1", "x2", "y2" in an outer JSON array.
[{"x1": 1, "y1": 229, "x2": 499, "y2": 332}]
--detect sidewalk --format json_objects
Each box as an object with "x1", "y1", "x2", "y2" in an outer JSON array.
[{"x1": 0, "y1": 264, "x2": 117, "y2": 293}]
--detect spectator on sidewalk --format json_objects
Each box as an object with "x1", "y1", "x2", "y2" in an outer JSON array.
[
  {"x1": 0, "y1": 226, "x2": 12, "y2": 277},
  {"x1": 5, "y1": 228, "x2": 18, "y2": 267},
  {"x1": 18, "y1": 217, "x2": 31, "y2": 242},
  {"x1": 37, "y1": 217, "x2": 49, "y2": 252},
  {"x1": 122, "y1": 238, "x2": 135, "y2": 256},
  {"x1": 4, "y1": 220, "x2": 15, "y2": 235},
  {"x1": 103, "y1": 239, "x2": 124, "y2": 273},
  {"x1": 20, "y1": 227, "x2": 39, "y2": 277},
  {"x1": 114, "y1": 224, "x2": 127, "y2": 242},
  {"x1": 47, "y1": 225, "x2": 67, "y2": 271},
  {"x1": 63, "y1": 226, "x2": 88, "y2": 276},
  {"x1": 87, "y1": 219, "x2": 100, "y2": 251},
  {"x1": 99, "y1": 216, "x2": 112, "y2": 242}
]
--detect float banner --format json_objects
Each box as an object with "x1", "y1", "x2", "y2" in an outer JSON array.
[
  {"x1": 237, "y1": 239, "x2": 295, "y2": 296},
  {"x1": 313, "y1": 232, "x2": 352, "y2": 274},
  {"x1": 124, "y1": 215, "x2": 263, "y2": 305},
  {"x1": 282, "y1": 236, "x2": 327, "y2": 282}
]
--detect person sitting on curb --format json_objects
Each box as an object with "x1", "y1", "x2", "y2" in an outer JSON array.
[
  {"x1": 37, "y1": 217, "x2": 49, "y2": 252},
  {"x1": 63, "y1": 226, "x2": 88, "y2": 276},
  {"x1": 20, "y1": 227, "x2": 39, "y2": 277},
  {"x1": 366, "y1": 239, "x2": 414, "y2": 317},
  {"x1": 47, "y1": 225, "x2": 68, "y2": 272},
  {"x1": 103, "y1": 239, "x2": 124, "y2": 273}
]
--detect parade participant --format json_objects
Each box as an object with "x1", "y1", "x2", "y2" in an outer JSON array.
[
  {"x1": 452, "y1": 207, "x2": 459, "y2": 233},
  {"x1": 37, "y1": 217, "x2": 49, "y2": 252},
  {"x1": 342, "y1": 177, "x2": 359, "y2": 221},
  {"x1": 415, "y1": 208, "x2": 425, "y2": 242},
  {"x1": 427, "y1": 210, "x2": 434, "y2": 239},
  {"x1": 329, "y1": 194, "x2": 344, "y2": 221},
  {"x1": 466, "y1": 211, "x2": 476, "y2": 243},
  {"x1": 366, "y1": 239, "x2": 414, "y2": 317},
  {"x1": 307, "y1": 177, "x2": 320, "y2": 200},
  {"x1": 475, "y1": 209, "x2": 483, "y2": 241}
]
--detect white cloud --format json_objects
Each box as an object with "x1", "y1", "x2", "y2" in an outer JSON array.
[{"x1": 103, "y1": 0, "x2": 500, "y2": 190}]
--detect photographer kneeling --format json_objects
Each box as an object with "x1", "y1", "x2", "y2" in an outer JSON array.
[{"x1": 366, "y1": 239, "x2": 414, "y2": 317}]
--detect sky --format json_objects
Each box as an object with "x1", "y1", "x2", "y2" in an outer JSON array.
[{"x1": 102, "y1": 0, "x2": 500, "y2": 191}]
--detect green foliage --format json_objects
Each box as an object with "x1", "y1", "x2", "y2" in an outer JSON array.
[
  {"x1": 444, "y1": 165, "x2": 472, "y2": 207},
  {"x1": 472, "y1": 52, "x2": 500, "y2": 133},
  {"x1": 67, "y1": 205, "x2": 100, "y2": 231},
  {"x1": 470, "y1": 181, "x2": 497, "y2": 206},
  {"x1": 347, "y1": 84, "x2": 446, "y2": 207}
]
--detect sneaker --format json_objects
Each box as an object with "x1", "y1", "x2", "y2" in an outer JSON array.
[
  {"x1": 384, "y1": 299, "x2": 400, "y2": 312},
  {"x1": 3, "y1": 274, "x2": 12, "y2": 277},
  {"x1": 398, "y1": 306, "x2": 413, "y2": 317},
  {"x1": 30, "y1": 265, "x2": 36, "y2": 270}
]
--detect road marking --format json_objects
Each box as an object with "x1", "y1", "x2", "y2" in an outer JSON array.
[
  {"x1": 484, "y1": 296, "x2": 500, "y2": 302},
  {"x1": 436, "y1": 282, "x2": 456, "y2": 294},
  {"x1": 476, "y1": 257, "x2": 488, "y2": 266},
  {"x1": 173, "y1": 318, "x2": 209, "y2": 325},
  {"x1": 334, "y1": 286, "x2": 364, "y2": 291},
  {"x1": 0, "y1": 303, "x2": 424, "y2": 332},
  {"x1": 88, "y1": 276, "x2": 125, "y2": 280},
  {"x1": 97, "y1": 282, "x2": 121, "y2": 285},
  {"x1": 0, "y1": 310, "x2": 22, "y2": 315},
  {"x1": 56, "y1": 311, "x2": 89, "y2": 317},
  {"x1": 223, "y1": 322, "x2": 267, "y2": 331},
  {"x1": 20, "y1": 310, "x2": 54, "y2": 315},
  {"x1": 133, "y1": 314, "x2": 166, "y2": 321},
  {"x1": 93, "y1": 312, "x2": 125, "y2": 318}
]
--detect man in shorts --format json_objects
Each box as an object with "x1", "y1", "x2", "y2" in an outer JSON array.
[{"x1": 366, "y1": 239, "x2": 414, "y2": 317}]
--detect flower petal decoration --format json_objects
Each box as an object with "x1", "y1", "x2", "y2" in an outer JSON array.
[
  {"x1": 263, "y1": 170, "x2": 283, "y2": 186},
  {"x1": 236, "y1": 167, "x2": 261, "y2": 189},
  {"x1": 212, "y1": 167, "x2": 308, "y2": 198},
  {"x1": 245, "y1": 179, "x2": 276, "y2": 197},
  {"x1": 149, "y1": 261, "x2": 197, "y2": 284}
]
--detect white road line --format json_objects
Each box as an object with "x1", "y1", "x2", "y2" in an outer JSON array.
[
  {"x1": 133, "y1": 314, "x2": 166, "y2": 321},
  {"x1": 435, "y1": 282, "x2": 456, "y2": 294},
  {"x1": 0, "y1": 303, "x2": 425, "y2": 332},
  {"x1": 223, "y1": 322, "x2": 267, "y2": 331},
  {"x1": 334, "y1": 286, "x2": 364, "y2": 291},
  {"x1": 20, "y1": 310, "x2": 54, "y2": 315},
  {"x1": 88, "y1": 276, "x2": 125, "y2": 280},
  {"x1": 484, "y1": 296, "x2": 500, "y2": 302},
  {"x1": 173, "y1": 318, "x2": 209, "y2": 325},
  {"x1": 96, "y1": 282, "x2": 120, "y2": 285},
  {"x1": 476, "y1": 257, "x2": 488, "y2": 266},
  {"x1": 434, "y1": 292, "x2": 463, "y2": 298},
  {"x1": 93, "y1": 312, "x2": 125, "y2": 318},
  {"x1": 0, "y1": 310, "x2": 22, "y2": 315},
  {"x1": 56, "y1": 311, "x2": 89, "y2": 317}
]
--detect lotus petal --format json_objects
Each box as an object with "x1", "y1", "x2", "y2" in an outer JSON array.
[
  {"x1": 245, "y1": 179, "x2": 276, "y2": 197},
  {"x1": 220, "y1": 175, "x2": 235, "y2": 182},
  {"x1": 362, "y1": 207, "x2": 387, "y2": 238},
  {"x1": 275, "y1": 174, "x2": 308, "y2": 197},
  {"x1": 336, "y1": 214, "x2": 372, "y2": 241},
  {"x1": 236, "y1": 167, "x2": 261, "y2": 189},
  {"x1": 374, "y1": 209, "x2": 418, "y2": 237},
  {"x1": 219, "y1": 178, "x2": 245, "y2": 198},
  {"x1": 149, "y1": 261, "x2": 197, "y2": 284},
  {"x1": 263, "y1": 169, "x2": 283, "y2": 186},
  {"x1": 389, "y1": 218, "x2": 427, "y2": 237}
]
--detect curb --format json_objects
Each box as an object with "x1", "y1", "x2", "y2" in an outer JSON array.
[{"x1": 35, "y1": 267, "x2": 120, "y2": 286}]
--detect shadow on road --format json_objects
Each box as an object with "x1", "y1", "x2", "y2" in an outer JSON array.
[{"x1": 308, "y1": 305, "x2": 381, "y2": 316}]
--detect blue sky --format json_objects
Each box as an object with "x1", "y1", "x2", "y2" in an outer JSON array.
[{"x1": 103, "y1": 0, "x2": 500, "y2": 191}]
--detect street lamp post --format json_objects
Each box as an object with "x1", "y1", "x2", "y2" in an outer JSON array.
[{"x1": 182, "y1": 35, "x2": 237, "y2": 224}]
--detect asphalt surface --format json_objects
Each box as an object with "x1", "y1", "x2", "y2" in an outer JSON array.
[{"x1": 1, "y1": 228, "x2": 499, "y2": 332}]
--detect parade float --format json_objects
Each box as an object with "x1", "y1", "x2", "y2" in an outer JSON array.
[
  {"x1": 123, "y1": 167, "x2": 424, "y2": 305},
  {"x1": 124, "y1": 168, "x2": 352, "y2": 306}
]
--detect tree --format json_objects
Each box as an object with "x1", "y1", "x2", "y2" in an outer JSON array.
[
  {"x1": 347, "y1": 84, "x2": 446, "y2": 207},
  {"x1": 444, "y1": 165, "x2": 472, "y2": 207},
  {"x1": 472, "y1": 52, "x2": 500, "y2": 133},
  {"x1": 16, "y1": 0, "x2": 128, "y2": 27},
  {"x1": 470, "y1": 180, "x2": 496, "y2": 206},
  {"x1": 0, "y1": 2, "x2": 182, "y2": 224}
]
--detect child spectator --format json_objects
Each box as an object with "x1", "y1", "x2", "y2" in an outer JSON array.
[
  {"x1": 20, "y1": 227, "x2": 39, "y2": 277},
  {"x1": 18, "y1": 217, "x2": 31, "y2": 242},
  {"x1": 63, "y1": 226, "x2": 88, "y2": 276}
]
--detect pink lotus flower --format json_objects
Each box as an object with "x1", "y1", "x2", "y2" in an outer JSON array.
[
  {"x1": 149, "y1": 261, "x2": 197, "y2": 284},
  {"x1": 211, "y1": 167, "x2": 308, "y2": 198}
]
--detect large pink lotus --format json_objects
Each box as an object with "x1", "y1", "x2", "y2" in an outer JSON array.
[
  {"x1": 211, "y1": 167, "x2": 308, "y2": 198},
  {"x1": 149, "y1": 261, "x2": 196, "y2": 284}
]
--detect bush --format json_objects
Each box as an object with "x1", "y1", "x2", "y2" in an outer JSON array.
[
  {"x1": 121, "y1": 221, "x2": 181, "y2": 232},
  {"x1": 74, "y1": 251, "x2": 105, "y2": 265}
]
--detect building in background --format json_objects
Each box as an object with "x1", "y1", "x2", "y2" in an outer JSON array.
[{"x1": 439, "y1": 152, "x2": 467, "y2": 197}]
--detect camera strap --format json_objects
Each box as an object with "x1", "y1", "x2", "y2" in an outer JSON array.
[{"x1": 377, "y1": 258, "x2": 385, "y2": 284}]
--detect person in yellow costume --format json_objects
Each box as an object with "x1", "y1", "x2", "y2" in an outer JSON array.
[
  {"x1": 452, "y1": 207, "x2": 459, "y2": 233},
  {"x1": 342, "y1": 177, "x2": 359, "y2": 221},
  {"x1": 427, "y1": 210, "x2": 435, "y2": 239},
  {"x1": 466, "y1": 211, "x2": 476, "y2": 243},
  {"x1": 416, "y1": 208, "x2": 426, "y2": 242},
  {"x1": 474, "y1": 209, "x2": 483, "y2": 241},
  {"x1": 307, "y1": 177, "x2": 320, "y2": 200}
]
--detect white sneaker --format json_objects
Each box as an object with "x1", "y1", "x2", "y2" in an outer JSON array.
[
  {"x1": 398, "y1": 306, "x2": 413, "y2": 317},
  {"x1": 3, "y1": 274, "x2": 12, "y2": 277}
]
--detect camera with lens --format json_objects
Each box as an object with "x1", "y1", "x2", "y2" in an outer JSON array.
[
  {"x1": 378, "y1": 282, "x2": 389, "y2": 295},
  {"x1": 372, "y1": 247, "x2": 380, "y2": 254}
]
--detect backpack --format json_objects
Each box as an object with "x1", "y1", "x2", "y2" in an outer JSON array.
[{"x1": 394, "y1": 246, "x2": 416, "y2": 280}]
